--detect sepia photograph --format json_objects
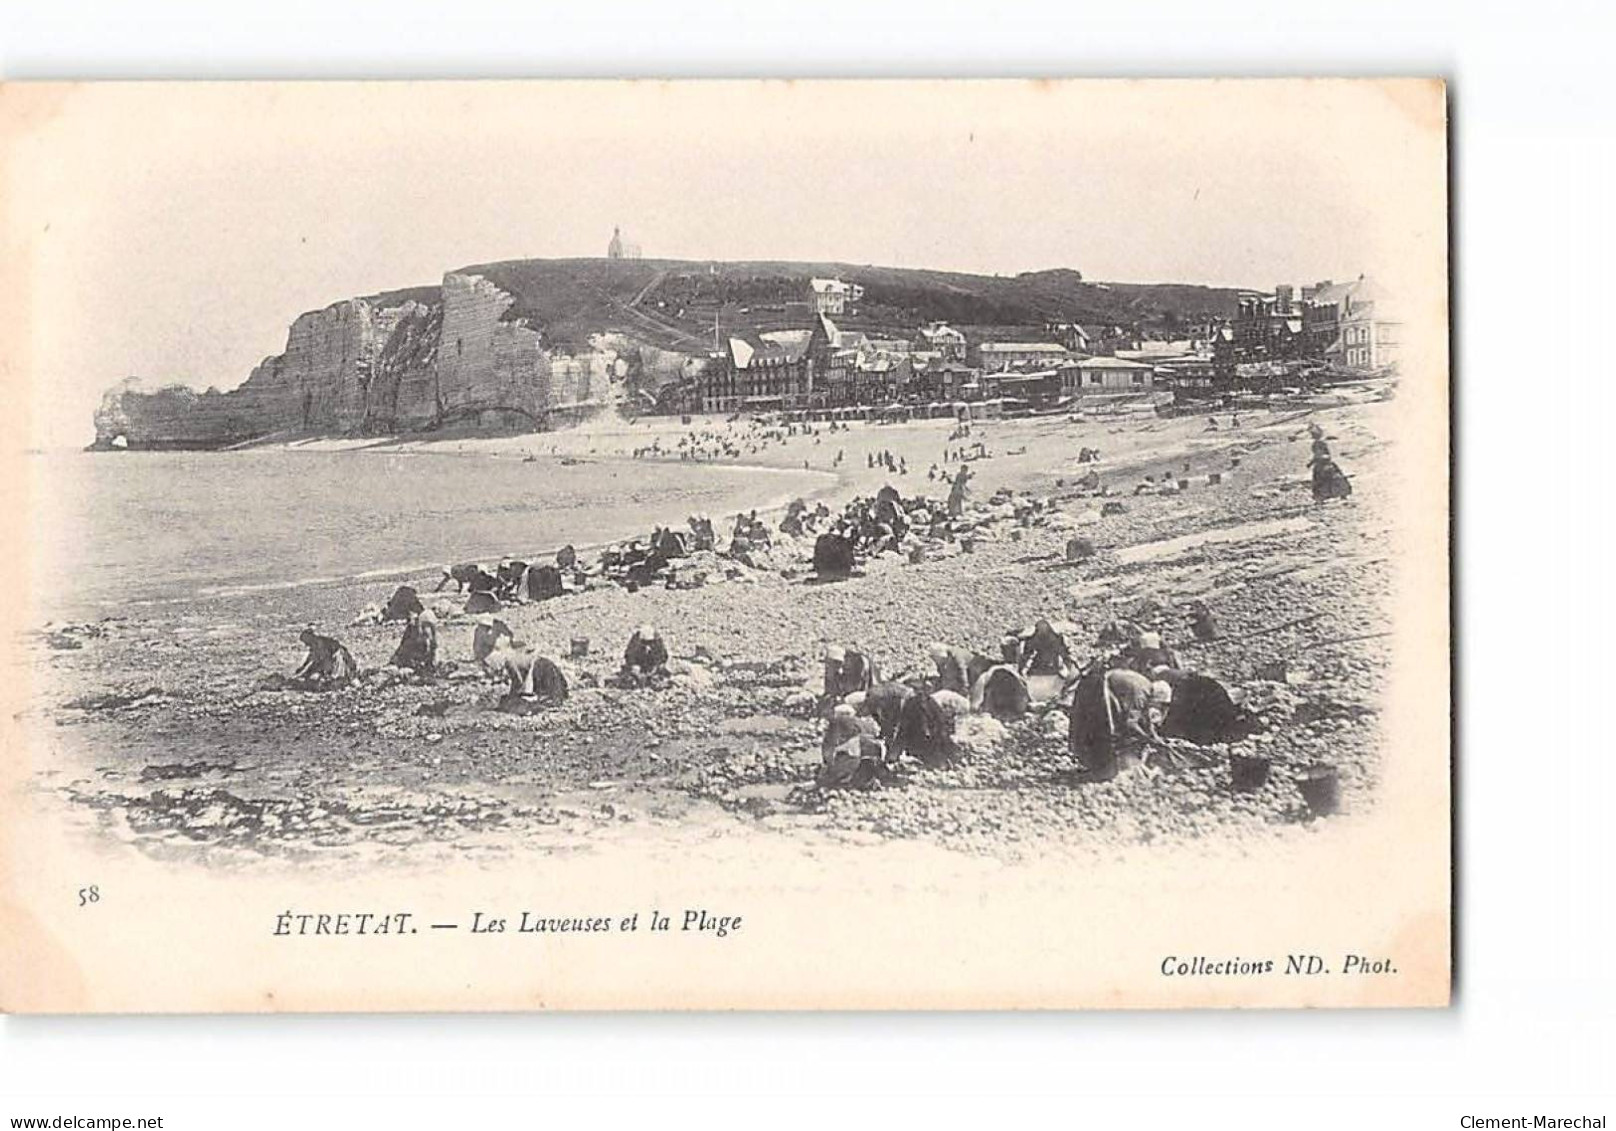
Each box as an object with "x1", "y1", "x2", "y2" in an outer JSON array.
[{"x1": 1, "y1": 78, "x2": 1451, "y2": 1013}]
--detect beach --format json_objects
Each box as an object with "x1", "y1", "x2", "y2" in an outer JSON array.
[{"x1": 20, "y1": 394, "x2": 1396, "y2": 872}]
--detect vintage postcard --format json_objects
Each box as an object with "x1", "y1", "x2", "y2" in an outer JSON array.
[{"x1": 0, "y1": 78, "x2": 1449, "y2": 1012}]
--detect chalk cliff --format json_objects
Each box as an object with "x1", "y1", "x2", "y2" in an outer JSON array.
[
  {"x1": 92, "y1": 257, "x2": 1240, "y2": 449},
  {"x1": 91, "y1": 274, "x2": 637, "y2": 449}
]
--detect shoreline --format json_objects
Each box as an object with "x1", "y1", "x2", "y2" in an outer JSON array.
[
  {"x1": 79, "y1": 455, "x2": 848, "y2": 617},
  {"x1": 33, "y1": 434, "x2": 852, "y2": 623},
  {"x1": 38, "y1": 407, "x2": 1275, "y2": 624}
]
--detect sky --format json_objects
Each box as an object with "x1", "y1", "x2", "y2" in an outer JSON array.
[{"x1": 2, "y1": 79, "x2": 1445, "y2": 447}]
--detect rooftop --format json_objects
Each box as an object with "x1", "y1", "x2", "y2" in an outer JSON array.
[{"x1": 1077, "y1": 356, "x2": 1152, "y2": 369}]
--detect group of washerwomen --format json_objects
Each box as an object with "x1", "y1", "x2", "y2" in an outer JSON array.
[
  {"x1": 284, "y1": 539, "x2": 682, "y2": 702},
  {"x1": 814, "y1": 615, "x2": 1260, "y2": 790},
  {"x1": 284, "y1": 609, "x2": 672, "y2": 715},
  {"x1": 291, "y1": 477, "x2": 976, "y2": 696},
  {"x1": 808, "y1": 478, "x2": 976, "y2": 580},
  {"x1": 420, "y1": 482, "x2": 975, "y2": 599}
]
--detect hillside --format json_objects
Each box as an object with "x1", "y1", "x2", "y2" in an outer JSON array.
[{"x1": 463, "y1": 258, "x2": 1245, "y2": 348}]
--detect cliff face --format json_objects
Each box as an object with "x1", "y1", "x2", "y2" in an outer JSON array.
[
  {"x1": 92, "y1": 274, "x2": 634, "y2": 449},
  {"x1": 230, "y1": 295, "x2": 442, "y2": 437},
  {"x1": 430, "y1": 273, "x2": 546, "y2": 427},
  {"x1": 92, "y1": 378, "x2": 272, "y2": 450},
  {"x1": 92, "y1": 257, "x2": 1247, "y2": 449},
  {"x1": 93, "y1": 292, "x2": 445, "y2": 448},
  {"x1": 427, "y1": 273, "x2": 631, "y2": 429}
]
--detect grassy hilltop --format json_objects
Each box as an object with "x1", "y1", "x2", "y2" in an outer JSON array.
[{"x1": 452, "y1": 258, "x2": 1245, "y2": 350}]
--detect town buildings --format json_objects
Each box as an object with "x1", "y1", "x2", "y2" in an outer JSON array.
[
  {"x1": 978, "y1": 342, "x2": 1071, "y2": 371},
  {"x1": 1215, "y1": 275, "x2": 1399, "y2": 373},
  {"x1": 694, "y1": 269, "x2": 1392, "y2": 419},
  {"x1": 1300, "y1": 279, "x2": 1357, "y2": 356},
  {"x1": 1302, "y1": 276, "x2": 1399, "y2": 370},
  {"x1": 1226, "y1": 288, "x2": 1308, "y2": 364},
  {"x1": 698, "y1": 330, "x2": 812, "y2": 414}
]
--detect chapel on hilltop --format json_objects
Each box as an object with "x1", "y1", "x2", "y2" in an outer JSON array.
[{"x1": 607, "y1": 226, "x2": 641, "y2": 260}]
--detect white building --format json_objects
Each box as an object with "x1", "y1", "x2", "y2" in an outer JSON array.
[
  {"x1": 810, "y1": 277, "x2": 864, "y2": 316},
  {"x1": 916, "y1": 321, "x2": 968, "y2": 360},
  {"x1": 1337, "y1": 281, "x2": 1400, "y2": 370}
]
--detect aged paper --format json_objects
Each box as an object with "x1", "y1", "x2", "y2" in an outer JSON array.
[{"x1": 0, "y1": 78, "x2": 1449, "y2": 1012}]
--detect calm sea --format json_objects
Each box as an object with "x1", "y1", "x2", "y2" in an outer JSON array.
[{"x1": 30, "y1": 449, "x2": 827, "y2": 618}]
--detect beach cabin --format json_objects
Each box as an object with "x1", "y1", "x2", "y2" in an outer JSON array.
[{"x1": 1068, "y1": 356, "x2": 1155, "y2": 396}]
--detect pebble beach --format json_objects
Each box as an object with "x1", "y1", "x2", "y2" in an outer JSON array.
[{"x1": 21, "y1": 389, "x2": 1398, "y2": 872}]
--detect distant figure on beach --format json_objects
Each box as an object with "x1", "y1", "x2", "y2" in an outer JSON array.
[
  {"x1": 620, "y1": 624, "x2": 670, "y2": 687},
  {"x1": 972, "y1": 664, "x2": 1032, "y2": 721},
  {"x1": 1152, "y1": 667, "x2": 1260, "y2": 746},
  {"x1": 688, "y1": 514, "x2": 717, "y2": 552},
  {"x1": 781, "y1": 500, "x2": 808, "y2": 538},
  {"x1": 1114, "y1": 630, "x2": 1181, "y2": 676},
  {"x1": 526, "y1": 562, "x2": 565, "y2": 601},
  {"x1": 291, "y1": 627, "x2": 358, "y2": 690},
  {"x1": 496, "y1": 559, "x2": 529, "y2": 600},
  {"x1": 651, "y1": 526, "x2": 690, "y2": 559},
  {"x1": 472, "y1": 613, "x2": 516, "y2": 670},
  {"x1": 812, "y1": 531, "x2": 856, "y2": 581},
  {"x1": 928, "y1": 642, "x2": 993, "y2": 697},
  {"x1": 485, "y1": 639, "x2": 569, "y2": 711},
  {"x1": 1018, "y1": 619, "x2": 1073, "y2": 677},
  {"x1": 946, "y1": 464, "x2": 973, "y2": 517},
  {"x1": 437, "y1": 562, "x2": 498, "y2": 595},
  {"x1": 1310, "y1": 452, "x2": 1353, "y2": 502},
  {"x1": 1067, "y1": 668, "x2": 1173, "y2": 779},
  {"x1": 388, "y1": 608, "x2": 438, "y2": 678},
  {"x1": 823, "y1": 644, "x2": 877, "y2": 701},
  {"x1": 381, "y1": 585, "x2": 424, "y2": 624},
  {"x1": 894, "y1": 691, "x2": 957, "y2": 769},
  {"x1": 821, "y1": 702, "x2": 879, "y2": 760},
  {"x1": 1187, "y1": 602, "x2": 1221, "y2": 641},
  {"x1": 556, "y1": 544, "x2": 578, "y2": 571},
  {"x1": 847, "y1": 682, "x2": 912, "y2": 749}
]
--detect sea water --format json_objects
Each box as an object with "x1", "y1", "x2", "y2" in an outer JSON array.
[{"x1": 30, "y1": 448, "x2": 828, "y2": 618}]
